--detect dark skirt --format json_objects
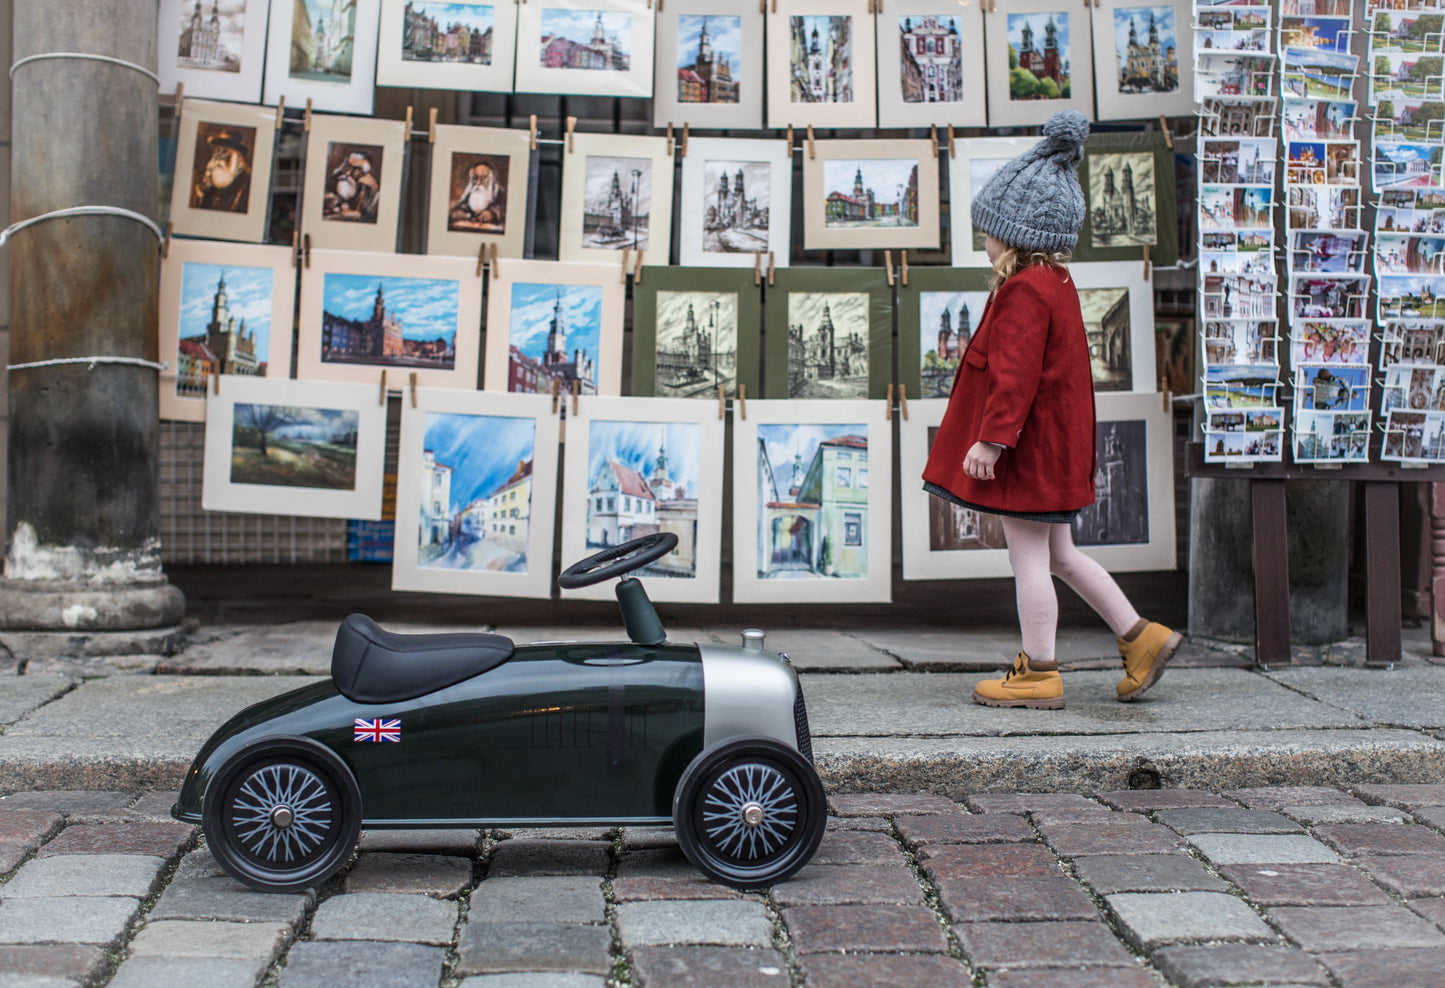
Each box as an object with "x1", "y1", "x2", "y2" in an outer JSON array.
[{"x1": 923, "y1": 482, "x2": 1082, "y2": 525}]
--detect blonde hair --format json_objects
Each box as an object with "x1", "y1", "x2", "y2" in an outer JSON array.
[{"x1": 989, "y1": 244, "x2": 1073, "y2": 292}]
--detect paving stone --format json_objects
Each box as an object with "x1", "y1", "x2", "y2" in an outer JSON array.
[
  {"x1": 491, "y1": 826, "x2": 617, "y2": 842},
  {"x1": 278, "y1": 940, "x2": 446, "y2": 988},
  {"x1": 616, "y1": 847, "x2": 700, "y2": 880},
  {"x1": 457, "y1": 976, "x2": 607, "y2": 988},
  {"x1": 0, "y1": 811, "x2": 63, "y2": 849},
  {"x1": 766, "y1": 630, "x2": 901, "y2": 670},
  {"x1": 1223, "y1": 786, "x2": 1355, "y2": 809},
  {"x1": 1283, "y1": 803, "x2": 1409, "y2": 826},
  {"x1": 1352, "y1": 784, "x2": 1445, "y2": 809},
  {"x1": 628, "y1": 946, "x2": 788, "y2": 988},
  {"x1": 1414, "y1": 806, "x2": 1445, "y2": 833},
  {"x1": 1070, "y1": 853, "x2": 1228, "y2": 894},
  {"x1": 895, "y1": 813, "x2": 1035, "y2": 848},
  {"x1": 0, "y1": 896, "x2": 140, "y2": 946},
  {"x1": 965, "y1": 793, "x2": 1103, "y2": 815},
  {"x1": 125, "y1": 791, "x2": 182, "y2": 821},
  {"x1": 1354, "y1": 854, "x2": 1445, "y2": 897},
  {"x1": 1270, "y1": 905, "x2": 1445, "y2": 951},
  {"x1": 1104, "y1": 891, "x2": 1274, "y2": 949},
  {"x1": 487, "y1": 840, "x2": 611, "y2": 877},
  {"x1": 620, "y1": 827, "x2": 679, "y2": 850},
  {"x1": 1154, "y1": 807, "x2": 1303, "y2": 835},
  {"x1": 1038, "y1": 821, "x2": 1187, "y2": 856},
  {"x1": 467, "y1": 876, "x2": 605, "y2": 924},
  {"x1": 149, "y1": 874, "x2": 313, "y2": 925},
  {"x1": 126, "y1": 920, "x2": 291, "y2": 961},
  {"x1": 1097, "y1": 790, "x2": 1239, "y2": 813},
  {"x1": 0, "y1": 843, "x2": 30, "y2": 875},
  {"x1": 611, "y1": 877, "x2": 747, "y2": 902},
  {"x1": 770, "y1": 864, "x2": 923, "y2": 906},
  {"x1": 1188, "y1": 833, "x2": 1338, "y2": 865},
  {"x1": 455, "y1": 922, "x2": 612, "y2": 976},
  {"x1": 956, "y1": 920, "x2": 1136, "y2": 969},
  {"x1": 1153, "y1": 944, "x2": 1331, "y2": 988},
  {"x1": 934, "y1": 875, "x2": 1099, "y2": 923},
  {"x1": 343, "y1": 852, "x2": 472, "y2": 896},
  {"x1": 1027, "y1": 806, "x2": 1126, "y2": 825},
  {"x1": 0, "y1": 946, "x2": 107, "y2": 984},
  {"x1": 1320, "y1": 948, "x2": 1445, "y2": 988},
  {"x1": 616, "y1": 899, "x2": 773, "y2": 948},
  {"x1": 1409, "y1": 896, "x2": 1445, "y2": 929},
  {"x1": 0, "y1": 792, "x2": 133, "y2": 816},
  {"x1": 172, "y1": 847, "x2": 228, "y2": 880},
  {"x1": 2, "y1": 854, "x2": 165, "y2": 898},
  {"x1": 983, "y1": 968, "x2": 1159, "y2": 988},
  {"x1": 37, "y1": 821, "x2": 194, "y2": 859},
  {"x1": 782, "y1": 903, "x2": 948, "y2": 954},
  {"x1": 793, "y1": 953, "x2": 973, "y2": 988},
  {"x1": 106, "y1": 957, "x2": 266, "y2": 988},
  {"x1": 358, "y1": 829, "x2": 482, "y2": 855},
  {"x1": 310, "y1": 893, "x2": 458, "y2": 944},
  {"x1": 1218, "y1": 863, "x2": 1395, "y2": 906},
  {"x1": 828, "y1": 793, "x2": 960, "y2": 817},
  {"x1": 824, "y1": 816, "x2": 889, "y2": 832},
  {"x1": 919, "y1": 843, "x2": 1061, "y2": 881},
  {"x1": 1314, "y1": 823, "x2": 1445, "y2": 857},
  {"x1": 807, "y1": 830, "x2": 902, "y2": 865}
]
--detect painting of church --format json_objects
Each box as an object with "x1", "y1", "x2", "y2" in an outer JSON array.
[
  {"x1": 1007, "y1": 11, "x2": 1071, "y2": 100},
  {"x1": 320, "y1": 274, "x2": 459, "y2": 369},
  {"x1": 756, "y1": 424, "x2": 869, "y2": 580},
  {"x1": 1088, "y1": 151, "x2": 1157, "y2": 248},
  {"x1": 1072, "y1": 419, "x2": 1149, "y2": 545},
  {"x1": 920, "y1": 290, "x2": 987, "y2": 397},
  {"x1": 789, "y1": 15, "x2": 853, "y2": 103},
  {"x1": 175, "y1": 263, "x2": 270, "y2": 398},
  {"x1": 786, "y1": 292, "x2": 871, "y2": 399},
  {"x1": 1113, "y1": 7, "x2": 1178, "y2": 94},
  {"x1": 586, "y1": 422, "x2": 700, "y2": 578},
  {"x1": 677, "y1": 15, "x2": 740, "y2": 103},
  {"x1": 506, "y1": 282, "x2": 602, "y2": 395},
  {"x1": 899, "y1": 15, "x2": 964, "y2": 103},
  {"x1": 702, "y1": 160, "x2": 769, "y2": 253},
  {"x1": 177, "y1": 0, "x2": 243, "y2": 72}
]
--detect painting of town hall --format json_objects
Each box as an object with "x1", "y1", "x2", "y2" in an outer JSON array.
[
  {"x1": 702, "y1": 159, "x2": 769, "y2": 253},
  {"x1": 677, "y1": 15, "x2": 741, "y2": 103},
  {"x1": 175, "y1": 261, "x2": 273, "y2": 398},
  {"x1": 787, "y1": 292, "x2": 870, "y2": 399},
  {"x1": 654, "y1": 291, "x2": 739, "y2": 398},
  {"x1": 920, "y1": 290, "x2": 988, "y2": 398},
  {"x1": 417, "y1": 412, "x2": 537, "y2": 573},
  {"x1": 506, "y1": 282, "x2": 602, "y2": 395},
  {"x1": 824, "y1": 159, "x2": 921, "y2": 229},
  {"x1": 582, "y1": 156, "x2": 651, "y2": 250},
  {"x1": 539, "y1": 9, "x2": 631, "y2": 70},
  {"x1": 585, "y1": 420, "x2": 702, "y2": 579},
  {"x1": 320, "y1": 273, "x2": 459, "y2": 369},
  {"x1": 756, "y1": 423, "x2": 869, "y2": 580}
]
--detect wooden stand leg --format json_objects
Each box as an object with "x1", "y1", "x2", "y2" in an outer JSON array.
[
  {"x1": 1432, "y1": 483, "x2": 1445, "y2": 657},
  {"x1": 1251, "y1": 479, "x2": 1291, "y2": 667},
  {"x1": 1364, "y1": 481, "x2": 1402, "y2": 668}
]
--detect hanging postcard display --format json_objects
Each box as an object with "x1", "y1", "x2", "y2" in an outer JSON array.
[
  {"x1": 297, "y1": 249, "x2": 485, "y2": 390},
  {"x1": 1074, "y1": 130, "x2": 1179, "y2": 266},
  {"x1": 482, "y1": 259, "x2": 627, "y2": 396},
  {"x1": 159, "y1": 239, "x2": 297, "y2": 423},
  {"x1": 392, "y1": 389, "x2": 561, "y2": 598},
  {"x1": 559, "y1": 396, "x2": 726, "y2": 604},
  {"x1": 766, "y1": 0, "x2": 879, "y2": 129},
  {"x1": 629, "y1": 267, "x2": 762, "y2": 400},
  {"x1": 1090, "y1": 0, "x2": 1193, "y2": 121},
  {"x1": 874, "y1": 0, "x2": 989, "y2": 128},
  {"x1": 800, "y1": 139, "x2": 941, "y2": 252},
  {"x1": 896, "y1": 266, "x2": 993, "y2": 401},
  {"x1": 425, "y1": 124, "x2": 533, "y2": 259},
  {"x1": 983, "y1": 0, "x2": 1096, "y2": 127},
  {"x1": 158, "y1": 0, "x2": 271, "y2": 103},
  {"x1": 263, "y1": 0, "x2": 383, "y2": 115},
  {"x1": 301, "y1": 114, "x2": 409, "y2": 253},
  {"x1": 168, "y1": 99, "x2": 277, "y2": 243},
  {"x1": 203, "y1": 375, "x2": 387, "y2": 520},
  {"x1": 676, "y1": 137, "x2": 794, "y2": 268},
  {"x1": 652, "y1": 0, "x2": 765, "y2": 129},
  {"x1": 376, "y1": 0, "x2": 520, "y2": 94},
  {"x1": 948, "y1": 136, "x2": 1042, "y2": 268},
  {"x1": 763, "y1": 267, "x2": 894, "y2": 401},
  {"x1": 558, "y1": 133, "x2": 675, "y2": 265},
  {"x1": 731, "y1": 398, "x2": 893, "y2": 604},
  {"x1": 513, "y1": 0, "x2": 656, "y2": 99}
]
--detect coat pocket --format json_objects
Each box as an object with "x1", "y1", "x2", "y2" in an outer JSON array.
[{"x1": 963, "y1": 348, "x2": 988, "y2": 370}]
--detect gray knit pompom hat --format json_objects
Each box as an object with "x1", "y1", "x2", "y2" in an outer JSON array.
[{"x1": 971, "y1": 110, "x2": 1090, "y2": 253}]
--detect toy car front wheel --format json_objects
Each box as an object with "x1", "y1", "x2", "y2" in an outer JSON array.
[
  {"x1": 673, "y1": 736, "x2": 826, "y2": 890},
  {"x1": 202, "y1": 737, "x2": 361, "y2": 893}
]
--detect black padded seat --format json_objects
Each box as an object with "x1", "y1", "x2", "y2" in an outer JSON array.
[{"x1": 331, "y1": 614, "x2": 515, "y2": 704}]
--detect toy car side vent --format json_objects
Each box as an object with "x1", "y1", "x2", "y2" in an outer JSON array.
[{"x1": 793, "y1": 682, "x2": 814, "y2": 763}]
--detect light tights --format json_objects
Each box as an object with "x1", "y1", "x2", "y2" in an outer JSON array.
[{"x1": 1000, "y1": 517, "x2": 1143, "y2": 663}]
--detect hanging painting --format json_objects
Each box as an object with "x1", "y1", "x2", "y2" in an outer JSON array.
[
  {"x1": 766, "y1": 0, "x2": 879, "y2": 129},
  {"x1": 800, "y1": 139, "x2": 941, "y2": 252},
  {"x1": 376, "y1": 0, "x2": 519, "y2": 93},
  {"x1": 558, "y1": 132, "x2": 676, "y2": 264},
  {"x1": 652, "y1": 0, "x2": 765, "y2": 129},
  {"x1": 426, "y1": 124, "x2": 533, "y2": 259},
  {"x1": 513, "y1": 0, "x2": 656, "y2": 98},
  {"x1": 676, "y1": 137, "x2": 794, "y2": 268},
  {"x1": 263, "y1": 0, "x2": 383, "y2": 115},
  {"x1": 392, "y1": 389, "x2": 561, "y2": 597},
  {"x1": 984, "y1": 0, "x2": 1096, "y2": 127},
  {"x1": 896, "y1": 266, "x2": 993, "y2": 401},
  {"x1": 158, "y1": 0, "x2": 270, "y2": 103},
  {"x1": 630, "y1": 267, "x2": 762, "y2": 400},
  {"x1": 874, "y1": 0, "x2": 989, "y2": 128},
  {"x1": 948, "y1": 136, "x2": 1041, "y2": 267},
  {"x1": 168, "y1": 99, "x2": 277, "y2": 243},
  {"x1": 732, "y1": 399, "x2": 893, "y2": 603},
  {"x1": 301, "y1": 114, "x2": 409, "y2": 253},
  {"x1": 1074, "y1": 130, "x2": 1179, "y2": 265},
  {"x1": 1090, "y1": 0, "x2": 1192, "y2": 120},
  {"x1": 764, "y1": 267, "x2": 894, "y2": 400},
  {"x1": 1070, "y1": 261, "x2": 1158, "y2": 393}
]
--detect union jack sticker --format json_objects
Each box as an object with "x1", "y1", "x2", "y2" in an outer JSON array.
[{"x1": 354, "y1": 718, "x2": 401, "y2": 742}]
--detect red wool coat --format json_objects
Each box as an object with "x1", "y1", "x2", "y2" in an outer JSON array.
[{"x1": 922, "y1": 263, "x2": 1097, "y2": 514}]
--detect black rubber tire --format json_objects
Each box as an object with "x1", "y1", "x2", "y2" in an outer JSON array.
[
  {"x1": 672, "y1": 736, "x2": 826, "y2": 890},
  {"x1": 202, "y1": 737, "x2": 362, "y2": 893}
]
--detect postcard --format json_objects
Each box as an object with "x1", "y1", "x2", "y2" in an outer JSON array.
[
  {"x1": 1382, "y1": 409, "x2": 1445, "y2": 461},
  {"x1": 1296, "y1": 361, "x2": 1371, "y2": 413},
  {"x1": 1294, "y1": 410, "x2": 1371, "y2": 463},
  {"x1": 1290, "y1": 319, "x2": 1370, "y2": 366},
  {"x1": 1290, "y1": 230, "x2": 1367, "y2": 273}
]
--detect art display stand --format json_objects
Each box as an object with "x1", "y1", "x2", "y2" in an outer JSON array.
[{"x1": 1186, "y1": 442, "x2": 1445, "y2": 667}]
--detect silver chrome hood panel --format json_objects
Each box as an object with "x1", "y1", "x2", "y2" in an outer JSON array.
[{"x1": 697, "y1": 642, "x2": 800, "y2": 751}]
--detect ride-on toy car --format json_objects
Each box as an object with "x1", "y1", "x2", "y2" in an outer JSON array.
[{"x1": 173, "y1": 533, "x2": 825, "y2": 892}]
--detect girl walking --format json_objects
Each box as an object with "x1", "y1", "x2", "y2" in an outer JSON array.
[{"x1": 923, "y1": 110, "x2": 1181, "y2": 709}]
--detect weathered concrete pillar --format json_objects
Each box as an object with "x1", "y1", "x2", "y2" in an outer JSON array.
[{"x1": 0, "y1": 1, "x2": 185, "y2": 656}]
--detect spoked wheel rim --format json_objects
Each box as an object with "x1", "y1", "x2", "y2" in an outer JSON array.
[
  {"x1": 699, "y1": 762, "x2": 800, "y2": 866},
  {"x1": 224, "y1": 761, "x2": 338, "y2": 869}
]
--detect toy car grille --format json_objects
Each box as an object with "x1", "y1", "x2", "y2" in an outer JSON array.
[{"x1": 793, "y1": 683, "x2": 814, "y2": 763}]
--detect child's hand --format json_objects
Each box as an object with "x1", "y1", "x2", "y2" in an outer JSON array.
[{"x1": 964, "y1": 441, "x2": 1002, "y2": 481}]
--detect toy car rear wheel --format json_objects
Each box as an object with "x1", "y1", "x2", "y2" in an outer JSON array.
[
  {"x1": 202, "y1": 737, "x2": 361, "y2": 893},
  {"x1": 673, "y1": 736, "x2": 825, "y2": 890}
]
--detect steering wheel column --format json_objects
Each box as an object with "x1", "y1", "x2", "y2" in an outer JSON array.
[
  {"x1": 557, "y1": 533, "x2": 679, "y2": 647},
  {"x1": 616, "y1": 577, "x2": 665, "y2": 647}
]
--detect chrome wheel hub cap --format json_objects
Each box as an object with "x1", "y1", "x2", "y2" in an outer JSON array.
[
  {"x1": 270, "y1": 806, "x2": 294, "y2": 829},
  {"x1": 741, "y1": 802, "x2": 765, "y2": 827},
  {"x1": 703, "y1": 764, "x2": 798, "y2": 860},
  {"x1": 231, "y1": 763, "x2": 333, "y2": 863}
]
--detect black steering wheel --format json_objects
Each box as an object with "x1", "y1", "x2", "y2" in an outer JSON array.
[{"x1": 558, "y1": 532, "x2": 679, "y2": 589}]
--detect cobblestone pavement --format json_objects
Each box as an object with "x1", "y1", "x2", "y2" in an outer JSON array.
[{"x1": 1, "y1": 785, "x2": 1444, "y2": 987}]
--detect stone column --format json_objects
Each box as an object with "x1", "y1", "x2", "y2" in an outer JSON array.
[{"x1": 0, "y1": 1, "x2": 185, "y2": 657}]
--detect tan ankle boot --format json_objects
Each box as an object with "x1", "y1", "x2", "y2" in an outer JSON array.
[
  {"x1": 1116, "y1": 622, "x2": 1183, "y2": 701},
  {"x1": 973, "y1": 652, "x2": 1064, "y2": 709}
]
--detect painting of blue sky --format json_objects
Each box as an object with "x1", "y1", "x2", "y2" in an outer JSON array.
[
  {"x1": 179, "y1": 262, "x2": 274, "y2": 354},
  {"x1": 587, "y1": 420, "x2": 701, "y2": 500},
  {"x1": 509, "y1": 282, "x2": 603, "y2": 361},
  {"x1": 322, "y1": 273, "x2": 460, "y2": 344},
  {"x1": 425, "y1": 412, "x2": 535, "y2": 515},
  {"x1": 676, "y1": 15, "x2": 741, "y2": 70}
]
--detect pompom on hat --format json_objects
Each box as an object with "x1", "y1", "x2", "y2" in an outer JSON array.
[{"x1": 970, "y1": 110, "x2": 1090, "y2": 254}]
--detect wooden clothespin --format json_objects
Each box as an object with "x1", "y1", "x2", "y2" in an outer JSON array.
[
  {"x1": 767, "y1": 250, "x2": 775, "y2": 286},
  {"x1": 291, "y1": 230, "x2": 300, "y2": 267},
  {"x1": 551, "y1": 377, "x2": 561, "y2": 414},
  {"x1": 806, "y1": 125, "x2": 816, "y2": 159},
  {"x1": 173, "y1": 82, "x2": 184, "y2": 117},
  {"x1": 738, "y1": 383, "x2": 747, "y2": 420},
  {"x1": 754, "y1": 251, "x2": 763, "y2": 286},
  {"x1": 717, "y1": 384, "x2": 726, "y2": 420},
  {"x1": 274, "y1": 95, "x2": 286, "y2": 129},
  {"x1": 477, "y1": 241, "x2": 488, "y2": 277},
  {"x1": 988, "y1": 0, "x2": 996, "y2": 12},
  {"x1": 930, "y1": 125, "x2": 939, "y2": 157},
  {"x1": 884, "y1": 250, "x2": 895, "y2": 286},
  {"x1": 666, "y1": 122, "x2": 675, "y2": 156},
  {"x1": 901, "y1": 250, "x2": 909, "y2": 286},
  {"x1": 405, "y1": 105, "x2": 413, "y2": 136},
  {"x1": 679, "y1": 123, "x2": 689, "y2": 158},
  {"x1": 759, "y1": 0, "x2": 765, "y2": 12},
  {"x1": 303, "y1": 233, "x2": 312, "y2": 269},
  {"x1": 633, "y1": 250, "x2": 645, "y2": 284},
  {"x1": 529, "y1": 114, "x2": 538, "y2": 151},
  {"x1": 946, "y1": 124, "x2": 955, "y2": 158},
  {"x1": 886, "y1": 382, "x2": 894, "y2": 420},
  {"x1": 566, "y1": 116, "x2": 577, "y2": 153},
  {"x1": 771, "y1": 0, "x2": 777, "y2": 12},
  {"x1": 303, "y1": 97, "x2": 313, "y2": 131},
  {"x1": 409, "y1": 372, "x2": 418, "y2": 408},
  {"x1": 428, "y1": 107, "x2": 438, "y2": 143},
  {"x1": 621, "y1": 246, "x2": 632, "y2": 283},
  {"x1": 1162, "y1": 389, "x2": 1171, "y2": 413},
  {"x1": 786, "y1": 125, "x2": 794, "y2": 155},
  {"x1": 1159, "y1": 115, "x2": 1173, "y2": 149},
  {"x1": 162, "y1": 221, "x2": 173, "y2": 259},
  {"x1": 1142, "y1": 245, "x2": 1152, "y2": 280},
  {"x1": 211, "y1": 360, "x2": 220, "y2": 394},
  {"x1": 489, "y1": 242, "x2": 499, "y2": 279},
  {"x1": 379, "y1": 369, "x2": 388, "y2": 405},
  {"x1": 571, "y1": 379, "x2": 580, "y2": 415},
  {"x1": 900, "y1": 383, "x2": 909, "y2": 420}
]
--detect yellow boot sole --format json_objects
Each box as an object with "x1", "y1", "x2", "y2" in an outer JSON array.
[{"x1": 972, "y1": 691, "x2": 1065, "y2": 710}]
